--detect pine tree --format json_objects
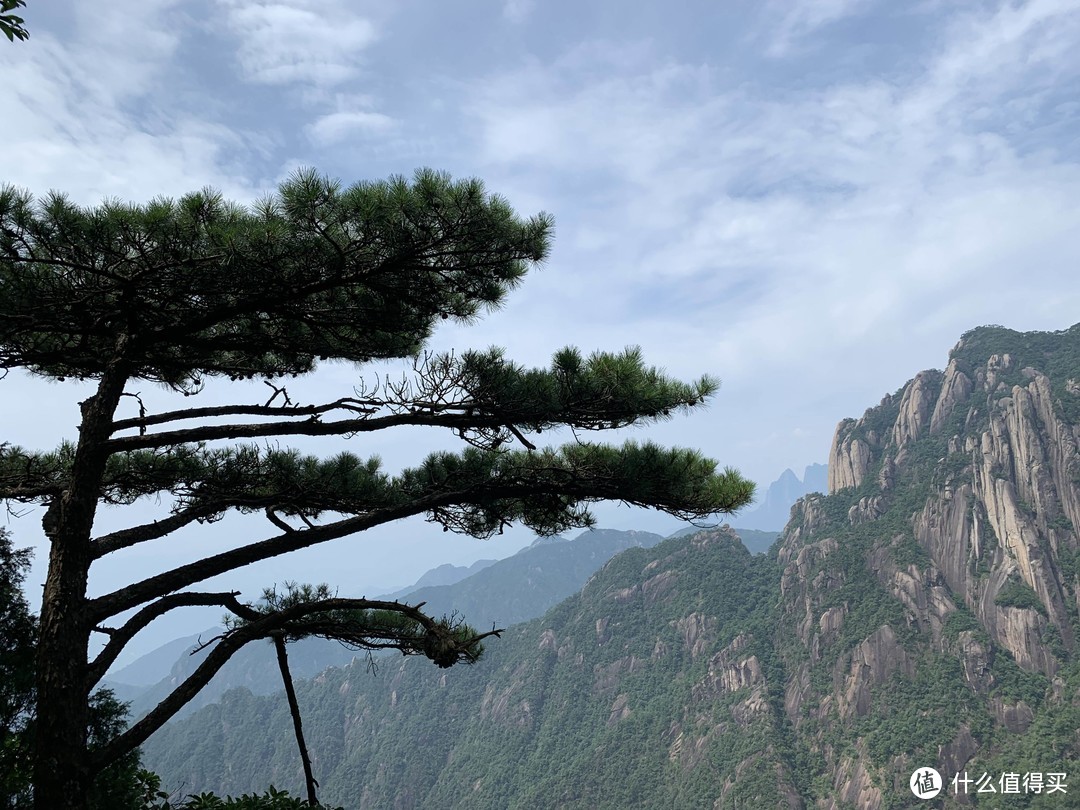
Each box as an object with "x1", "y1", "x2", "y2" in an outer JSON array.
[
  {"x1": 0, "y1": 528, "x2": 148, "y2": 809},
  {"x1": 0, "y1": 168, "x2": 754, "y2": 809}
]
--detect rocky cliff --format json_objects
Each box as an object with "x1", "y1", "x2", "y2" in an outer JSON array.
[
  {"x1": 142, "y1": 323, "x2": 1080, "y2": 809},
  {"x1": 789, "y1": 323, "x2": 1080, "y2": 808}
]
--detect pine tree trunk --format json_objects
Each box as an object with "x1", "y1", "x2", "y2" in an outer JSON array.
[
  {"x1": 33, "y1": 358, "x2": 131, "y2": 810},
  {"x1": 33, "y1": 517, "x2": 93, "y2": 809}
]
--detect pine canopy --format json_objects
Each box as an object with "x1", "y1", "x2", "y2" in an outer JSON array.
[
  {"x1": 1, "y1": 168, "x2": 754, "y2": 809},
  {"x1": 0, "y1": 168, "x2": 551, "y2": 385}
]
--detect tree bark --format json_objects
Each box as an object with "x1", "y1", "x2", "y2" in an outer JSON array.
[
  {"x1": 33, "y1": 500, "x2": 95, "y2": 808},
  {"x1": 34, "y1": 357, "x2": 130, "y2": 810}
]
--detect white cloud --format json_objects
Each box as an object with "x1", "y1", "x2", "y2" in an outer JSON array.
[
  {"x1": 306, "y1": 110, "x2": 397, "y2": 146},
  {"x1": 1, "y1": 3, "x2": 267, "y2": 205},
  {"x1": 457, "y1": 0, "x2": 1080, "y2": 485},
  {"x1": 765, "y1": 0, "x2": 878, "y2": 57},
  {"x1": 217, "y1": 0, "x2": 378, "y2": 87}
]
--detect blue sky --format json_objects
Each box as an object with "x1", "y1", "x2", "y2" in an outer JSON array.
[{"x1": 3, "y1": 0, "x2": 1080, "y2": 661}]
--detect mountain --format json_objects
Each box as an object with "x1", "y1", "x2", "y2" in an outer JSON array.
[
  {"x1": 107, "y1": 631, "x2": 216, "y2": 689},
  {"x1": 410, "y1": 558, "x2": 498, "y2": 589},
  {"x1": 737, "y1": 463, "x2": 828, "y2": 531},
  {"x1": 382, "y1": 528, "x2": 667, "y2": 630},
  {"x1": 378, "y1": 558, "x2": 498, "y2": 601},
  {"x1": 110, "y1": 528, "x2": 669, "y2": 722},
  {"x1": 142, "y1": 527, "x2": 788, "y2": 808},
  {"x1": 783, "y1": 322, "x2": 1080, "y2": 807},
  {"x1": 141, "y1": 323, "x2": 1080, "y2": 808},
  {"x1": 669, "y1": 524, "x2": 779, "y2": 555}
]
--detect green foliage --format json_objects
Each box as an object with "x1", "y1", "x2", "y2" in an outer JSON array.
[
  {"x1": 0, "y1": 529, "x2": 35, "y2": 807},
  {"x1": 3, "y1": 438, "x2": 751, "y2": 544},
  {"x1": 1058, "y1": 547, "x2": 1080, "y2": 580},
  {"x1": 855, "y1": 655, "x2": 982, "y2": 766},
  {"x1": 989, "y1": 652, "x2": 1045, "y2": 708},
  {"x1": 1040, "y1": 623, "x2": 1068, "y2": 663},
  {"x1": 0, "y1": 0, "x2": 27, "y2": 42},
  {"x1": 166, "y1": 786, "x2": 343, "y2": 810},
  {"x1": 267, "y1": 582, "x2": 490, "y2": 666},
  {"x1": 132, "y1": 773, "x2": 344, "y2": 810},
  {"x1": 890, "y1": 534, "x2": 931, "y2": 570},
  {"x1": 1048, "y1": 513, "x2": 1075, "y2": 534},
  {"x1": 942, "y1": 607, "x2": 983, "y2": 641},
  {"x1": 0, "y1": 169, "x2": 551, "y2": 386},
  {"x1": 994, "y1": 580, "x2": 1048, "y2": 617}
]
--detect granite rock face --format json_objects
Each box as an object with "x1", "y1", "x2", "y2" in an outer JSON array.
[
  {"x1": 141, "y1": 326, "x2": 1080, "y2": 810},
  {"x1": 827, "y1": 343, "x2": 1078, "y2": 675},
  {"x1": 781, "y1": 324, "x2": 1080, "y2": 806}
]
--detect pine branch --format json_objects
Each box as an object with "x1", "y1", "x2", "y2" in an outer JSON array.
[
  {"x1": 91, "y1": 504, "x2": 224, "y2": 557},
  {"x1": 88, "y1": 595, "x2": 501, "y2": 770},
  {"x1": 87, "y1": 591, "x2": 252, "y2": 687},
  {"x1": 103, "y1": 411, "x2": 504, "y2": 452},
  {"x1": 87, "y1": 503, "x2": 440, "y2": 622},
  {"x1": 109, "y1": 397, "x2": 379, "y2": 433},
  {"x1": 88, "y1": 443, "x2": 752, "y2": 622}
]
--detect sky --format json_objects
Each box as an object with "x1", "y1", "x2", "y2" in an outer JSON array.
[{"x1": 3, "y1": 0, "x2": 1080, "y2": 664}]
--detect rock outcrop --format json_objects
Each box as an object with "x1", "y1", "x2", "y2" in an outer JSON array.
[
  {"x1": 142, "y1": 323, "x2": 1080, "y2": 810},
  {"x1": 777, "y1": 323, "x2": 1080, "y2": 807}
]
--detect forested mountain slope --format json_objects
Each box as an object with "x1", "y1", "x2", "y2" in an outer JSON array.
[
  {"x1": 145, "y1": 324, "x2": 1080, "y2": 809},
  {"x1": 777, "y1": 323, "x2": 1080, "y2": 807},
  {"x1": 144, "y1": 528, "x2": 789, "y2": 808},
  {"x1": 115, "y1": 528, "x2": 668, "y2": 723}
]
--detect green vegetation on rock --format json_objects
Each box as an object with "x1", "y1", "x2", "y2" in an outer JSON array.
[{"x1": 142, "y1": 323, "x2": 1080, "y2": 808}]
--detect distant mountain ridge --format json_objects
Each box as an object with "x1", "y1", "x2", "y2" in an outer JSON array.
[
  {"x1": 142, "y1": 322, "x2": 1080, "y2": 808},
  {"x1": 106, "y1": 527, "x2": 673, "y2": 721},
  {"x1": 107, "y1": 631, "x2": 216, "y2": 689},
  {"x1": 380, "y1": 558, "x2": 498, "y2": 600},
  {"x1": 736, "y1": 463, "x2": 827, "y2": 531}
]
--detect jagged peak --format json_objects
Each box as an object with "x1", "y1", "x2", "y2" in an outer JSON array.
[
  {"x1": 796, "y1": 322, "x2": 1080, "y2": 684},
  {"x1": 829, "y1": 322, "x2": 1080, "y2": 498}
]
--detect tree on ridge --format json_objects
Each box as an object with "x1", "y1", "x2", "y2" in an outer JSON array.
[{"x1": 0, "y1": 167, "x2": 754, "y2": 809}]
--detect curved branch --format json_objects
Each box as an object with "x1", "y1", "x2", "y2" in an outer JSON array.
[
  {"x1": 264, "y1": 507, "x2": 295, "y2": 534},
  {"x1": 87, "y1": 591, "x2": 252, "y2": 686},
  {"x1": 89, "y1": 596, "x2": 501, "y2": 770},
  {"x1": 507, "y1": 423, "x2": 536, "y2": 451},
  {"x1": 87, "y1": 503, "x2": 434, "y2": 622},
  {"x1": 89, "y1": 480, "x2": 550, "y2": 622},
  {"x1": 91, "y1": 503, "x2": 224, "y2": 558},
  {"x1": 103, "y1": 410, "x2": 505, "y2": 453}
]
